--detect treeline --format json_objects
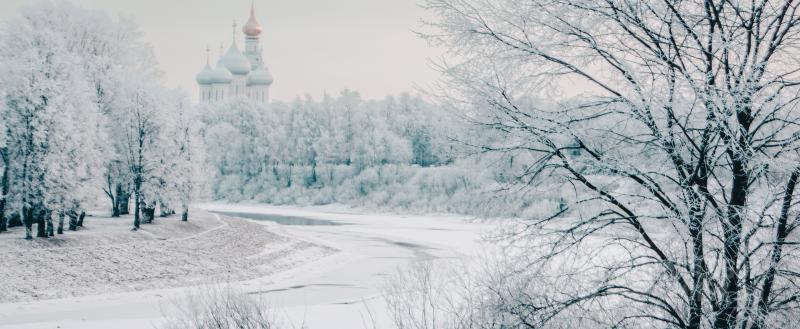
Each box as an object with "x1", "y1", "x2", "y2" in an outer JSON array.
[
  {"x1": 200, "y1": 91, "x2": 554, "y2": 217},
  {"x1": 0, "y1": 2, "x2": 198, "y2": 238}
]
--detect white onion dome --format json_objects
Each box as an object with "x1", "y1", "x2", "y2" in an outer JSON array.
[
  {"x1": 196, "y1": 63, "x2": 214, "y2": 85},
  {"x1": 210, "y1": 57, "x2": 233, "y2": 84},
  {"x1": 243, "y1": 3, "x2": 263, "y2": 37},
  {"x1": 247, "y1": 64, "x2": 273, "y2": 86},
  {"x1": 222, "y1": 44, "x2": 251, "y2": 75}
]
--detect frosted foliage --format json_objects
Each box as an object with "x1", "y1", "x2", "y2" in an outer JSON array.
[
  {"x1": 0, "y1": 1, "x2": 198, "y2": 233},
  {"x1": 200, "y1": 92, "x2": 559, "y2": 217},
  {"x1": 416, "y1": 0, "x2": 800, "y2": 327},
  {"x1": 0, "y1": 4, "x2": 104, "y2": 215}
]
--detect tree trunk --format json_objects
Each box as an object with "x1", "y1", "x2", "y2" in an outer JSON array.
[
  {"x1": 752, "y1": 168, "x2": 800, "y2": 329},
  {"x1": 109, "y1": 193, "x2": 118, "y2": 217},
  {"x1": 33, "y1": 206, "x2": 47, "y2": 238},
  {"x1": 117, "y1": 184, "x2": 130, "y2": 215},
  {"x1": 68, "y1": 211, "x2": 78, "y2": 231},
  {"x1": 181, "y1": 206, "x2": 188, "y2": 222},
  {"x1": 715, "y1": 156, "x2": 750, "y2": 329},
  {"x1": 23, "y1": 207, "x2": 32, "y2": 240},
  {"x1": 45, "y1": 210, "x2": 53, "y2": 237},
  {"x1": 309, "y1": 162, "x2": 317, "y2": 187},
  {"x1": 132, "y1": 185, "x2": 140, "y2": 230},
  {"x1": 77, "y1": 211, "x2": 85, "y2": 227},
  {"x1": 0, "y1": 147, "x2": 8, "y2": 232},
  {"x1": 36, "y1": 216, "x2": 46, "y2": 238},
  {"x1": 57, "y1": 212, "x2": 64, "y2": 234}
]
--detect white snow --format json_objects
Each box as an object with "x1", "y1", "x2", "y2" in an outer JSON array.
[{"x1": 0, "y1": 204, "x2": 493, "y2": 329}]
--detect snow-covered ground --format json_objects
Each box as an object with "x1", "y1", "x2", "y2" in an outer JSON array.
[
  {"x1": 0, "y1": 204, "x2": 493, "y2": 329},
  {"x1": 0, "y1": 210, "x2": 334, "y2": 303}
]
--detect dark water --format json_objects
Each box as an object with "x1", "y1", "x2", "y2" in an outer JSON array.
[{"x1": 211, "y1": 211, "x2": 345, "y2": 226}]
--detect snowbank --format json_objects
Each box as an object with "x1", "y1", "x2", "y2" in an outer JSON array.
[{"x1": 0, "y1": 210, "x2": 336, "y2": 302}]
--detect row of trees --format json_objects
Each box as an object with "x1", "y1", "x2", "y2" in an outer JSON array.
[
  {"x1": 0, "y1": 2, "x2": 198, "y2": 238},
  {"x1": 200, "y1": 91, "x2": 460, "y2": 202}
]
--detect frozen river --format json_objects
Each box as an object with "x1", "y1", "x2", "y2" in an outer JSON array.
[{"x1": 0, "y1": 204, "x2": 492, "y2": 329}]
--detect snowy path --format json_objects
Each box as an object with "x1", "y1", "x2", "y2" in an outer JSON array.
[{"x1": 0, "y1": 204, "x2": 492, "y2": 329}]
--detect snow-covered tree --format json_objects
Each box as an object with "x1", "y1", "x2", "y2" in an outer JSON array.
[
  {"x1": 111, "y1": 75, "x2": 166, "y2": 230},
  {"x1": 152, "y1": 90, "x2": 199, "y2": 221},
  {"x1": 0, "y1": 1, "x2": 198, "y2": 237},
  {"x1": 0, "y1": 4, "x2": 103, "y2": 238},
  {"x1": 199, "y1": 90, "x2": 471, "y2": 211},
  {"x1": 59, "y1": 5, "x2": 160, "y2": 218},
  {"x1": 423, "y1": 0, "x2": 800, "y2": 327}
]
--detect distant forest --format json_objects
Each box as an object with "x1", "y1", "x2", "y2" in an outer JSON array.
[{"x1": 199, "y1": 91, "x2": 558, "y2": 218}]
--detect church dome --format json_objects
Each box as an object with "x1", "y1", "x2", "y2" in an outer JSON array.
[
  {"x1": 222, "y1": 44, "x2": 251, "y2": 75},
  {"x1": 210, "y1": 57, "x2": 233, "y2": 84},
  {"x1": 247, "y1": 65, "x2": 273, "y2": 86},
  {"x1": 242, "y1": 2, "x2": 262, "y2": 37},
  {"x1": 196, "y1": 63, "x2": 214, "y2": 85}
]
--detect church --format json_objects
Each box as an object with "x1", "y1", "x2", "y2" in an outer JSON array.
[{"x1": 196, "y1": 2, "x2": 274, "y2": 104}]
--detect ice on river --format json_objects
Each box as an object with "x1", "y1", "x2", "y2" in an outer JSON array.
[{"x1": 0, "y1": 204, "x2": 493, "y2": 329}]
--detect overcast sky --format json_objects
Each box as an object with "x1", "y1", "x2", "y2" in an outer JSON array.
[{"x1": 0, "y1": 0, "x2": 441, "y2": 102}]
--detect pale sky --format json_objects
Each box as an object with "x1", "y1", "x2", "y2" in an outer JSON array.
[{"x1": 0, "y1": 0, "x2": 441, "y2": 102}]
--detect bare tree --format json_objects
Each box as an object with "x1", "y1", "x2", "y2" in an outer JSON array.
[{"x1": 424, "y1": 0, "x2": 800, "y2": 328}]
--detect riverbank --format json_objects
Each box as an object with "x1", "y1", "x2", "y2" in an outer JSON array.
[
  {"x1": 0, "y1": 204, "x2": 492, "y2": 329},
  {"x1": 0, "y1": 209, "x2": 336, "y2": 303}
]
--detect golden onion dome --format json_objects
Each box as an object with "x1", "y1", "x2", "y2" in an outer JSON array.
[{"x1": 242, "y1": 2, "x2": 262, "y2": 37}]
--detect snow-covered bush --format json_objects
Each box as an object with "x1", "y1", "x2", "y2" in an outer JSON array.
[{"x1": 160, "y1": 286, "x2": 280, "y2": 329}]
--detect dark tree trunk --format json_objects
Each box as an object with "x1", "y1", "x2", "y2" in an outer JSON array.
[
  {"x1": 106, "y1": 175, "x2": 118, "y2": 217},
  {"x1": 23, "y1": 207, "x2": 32, "y2": 240},
  {"x1": 109, "y1": 193, "x2": 119, "y2": 217},
  {"x1": 118, "y1": 184, "x2": 130, "y2": 215},
  {"x1": 132, "y1": 186, "x2": 140, "y2": 230},
  {"x1": 68, "y1": 211, "x2": 78, "y2": 231},
  {"x1": 752, "y1": 168, "x2": 800, "y2": 329},
  {"x1": 181, "y1": 207, "x2": 188, "y2": 222},
  {"x1": 0, "y1": 147, "x2": 8, "y2": 232},
  {"x1": 45, "y1": 210, "x2": 53, "y2": 237},
  {"x1": 715, "y1": 109, "x2": 753, "y2": 329},
  {"x1": 287, "y1": 164, "x2": 293, "y2": 187},
  {"x1": 77, "y1": 211, "x2": 85, "y2": 227},
  {"x1": 57, "y1": 213, "x2": 64, "y2": 234},
  {"x1": 36, "y1": 216, "x2": 46, "y2": 238},
  {"x1": 309, "y1": 162, "x2": 317, "y2": 187},
  {"x1": 33, "y1": 206, "x2": 47, "y2": 238},
  {"x1": 0, "y1": 208, "x2": 5, "y2": 233}
]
